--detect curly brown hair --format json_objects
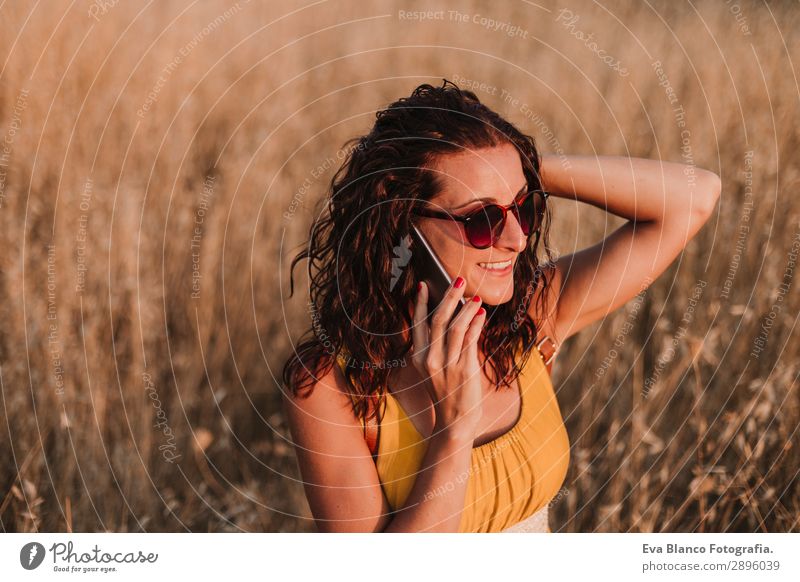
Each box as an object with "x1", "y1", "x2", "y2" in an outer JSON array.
[{"x1": 282, "y1": 78, "x2": 556, "y2": 427}]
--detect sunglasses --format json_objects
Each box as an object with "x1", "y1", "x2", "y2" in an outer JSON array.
[{"x1": 411, "y1": 187, "x2": 549, "y2": 249}]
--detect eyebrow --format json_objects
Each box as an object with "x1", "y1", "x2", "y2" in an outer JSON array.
[{"x1": 449, "y1": 182, "x2": 528, "y2": 211}]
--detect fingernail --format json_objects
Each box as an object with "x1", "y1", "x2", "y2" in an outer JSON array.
[
  {"x1": 472, "y1": 295, "x2": 481, "y2": 303},
  {"x1": 477, "y1": 307, "x2": 486, "y2": 315},
  {"x1": 417, "y1": 281, "x2": 423, "y2": 292},
  {"x1": 454, "y1": 277, "x2": 464, "y2": 288}
]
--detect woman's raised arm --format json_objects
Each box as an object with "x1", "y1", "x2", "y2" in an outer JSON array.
[{"x1": 535, "y1": 154, "x2": 721, "y2": 342}]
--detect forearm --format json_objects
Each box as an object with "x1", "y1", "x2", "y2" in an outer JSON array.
[
  {"x1": 540, "y1": 154, "x2": 720, "y2": 222},
  {"x1": 382, "y1": 430, "x2": 473, "y2": 532}
]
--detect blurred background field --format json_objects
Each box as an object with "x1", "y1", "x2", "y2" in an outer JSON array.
[{"x1": 0, "y1": 0, "x2": 797, "y2": 532}]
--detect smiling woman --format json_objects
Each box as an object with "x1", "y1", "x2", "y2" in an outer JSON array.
[{"x1": 281, "y1": 79, "x2": 719, "y2": 533}]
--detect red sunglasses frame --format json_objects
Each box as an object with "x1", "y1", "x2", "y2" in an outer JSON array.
[{"x1": 411, "y1": 187, "x2": 549, "y2": 249}]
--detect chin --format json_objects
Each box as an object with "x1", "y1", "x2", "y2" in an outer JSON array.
[
  {"x1": 469, "y1": 258, "x2": 518, "y2": 303},
  {"x1": 470, "y1": 278, "x2": 515, "y2": 306},
  {"x1": 482, "y1": 292, "x2": 514, "y2": 307}
]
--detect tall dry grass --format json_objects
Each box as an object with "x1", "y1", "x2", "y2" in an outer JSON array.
[{"x1": 0, "y1": 0, "x2": 797, "y2": 532}]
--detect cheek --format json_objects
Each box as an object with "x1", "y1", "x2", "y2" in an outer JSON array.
[{"x1": 437, "y1": 241, "x2": 480, "y2": 279}]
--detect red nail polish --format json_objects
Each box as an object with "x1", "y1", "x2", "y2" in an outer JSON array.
[
  {"x1": 477, "y1": 307, "x2": 486, "y2": 315},
  {"x1": 417, "y1": 281, "x2": 423, "y2": 292},
  {"x1": 454, "y1": 277, "x2": 464, "y2": 288},
  {"x1": 472, "y1": 295, "x2": 481, "y2": 302}
]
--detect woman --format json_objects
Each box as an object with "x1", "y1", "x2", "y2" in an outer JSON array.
[{"x1": 282, "y1": 79, "x2": 720, "y2": 533}]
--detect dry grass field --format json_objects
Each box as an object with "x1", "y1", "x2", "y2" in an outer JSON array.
[{"x1": 0, "y1": 0, "x2": 797, "y2": 532}]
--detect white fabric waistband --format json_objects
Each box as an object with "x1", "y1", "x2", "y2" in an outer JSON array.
[{"x1": 501, "y1": 505, "x2": 549, "y2": 533}]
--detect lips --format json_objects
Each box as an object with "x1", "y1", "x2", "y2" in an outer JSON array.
[{"x1": 477, "y1": 258, "x2": 513, "y2": 271}]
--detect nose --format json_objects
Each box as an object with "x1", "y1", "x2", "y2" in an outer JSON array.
[{"x1": 495, "y1": 210, "x2": 528, "y2": 253}]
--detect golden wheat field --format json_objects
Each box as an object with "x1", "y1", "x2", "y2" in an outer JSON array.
[{"x1": 0, "y1": 0, "x2": 797, "y2": 533}]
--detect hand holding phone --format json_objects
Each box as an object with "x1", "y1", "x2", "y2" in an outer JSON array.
[
  {"x1": 409, "y1": 224, "x2": 466, "y2": 321},
  {"x1": 408, "y1": 228, "x2": 487, "y2": 440}
]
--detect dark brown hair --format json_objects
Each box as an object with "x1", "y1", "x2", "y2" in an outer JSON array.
[{"x1": 282, "y1": 79, "x2": 556, "y2": 426}]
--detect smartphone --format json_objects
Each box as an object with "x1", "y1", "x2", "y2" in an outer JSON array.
[{"x1": 409, "y1": 224, "x2": 466, "y2": 321}]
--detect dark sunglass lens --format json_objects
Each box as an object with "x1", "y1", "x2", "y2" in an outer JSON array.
[
  {"x1": 514, "y1": 191, "x2": 537, "y2": 235},
  {"x1": 466, "y1": 205, "x2": 504, "y2": 248}
]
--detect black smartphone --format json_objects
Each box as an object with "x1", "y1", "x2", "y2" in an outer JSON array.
[{"x1": 409, "y1": 224, "x2": 466, "y2": 321}]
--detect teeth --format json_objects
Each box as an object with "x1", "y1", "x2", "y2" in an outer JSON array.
[{"x1": 478, "y1": 259, "x2": 512, "y2": 270}]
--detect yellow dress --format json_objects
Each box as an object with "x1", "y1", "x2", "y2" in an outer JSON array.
[{"x1": 336, "y1": 343, "x2": 570, "y2": 532}]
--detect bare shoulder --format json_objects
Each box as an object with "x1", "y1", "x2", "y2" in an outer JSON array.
[
  {"x1": 282, "y1": 359, "x2": 358, "y2": 429},
  {"x1": 281, "y1": 360, "x2": 368, "y2": 465},
  {"x1": 281, "y1": 359, "x2": 391, "y2": 532}
]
